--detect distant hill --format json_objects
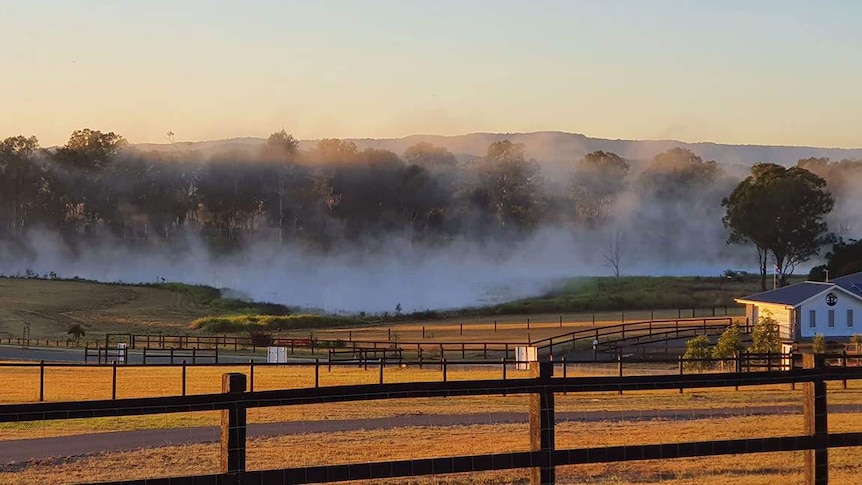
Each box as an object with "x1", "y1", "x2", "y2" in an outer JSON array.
[{"x1": 134, "y1": 131, "x2": 862, "y2": 170}]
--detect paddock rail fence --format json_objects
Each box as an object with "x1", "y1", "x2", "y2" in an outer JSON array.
[
  {"x1": 0, "y1": 354, "x2": 858, "y2": 484},
  {"x1": 6, "y1": 351, "x2": 862, "y2": 403}
]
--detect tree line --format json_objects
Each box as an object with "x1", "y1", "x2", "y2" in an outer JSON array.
[{"x1": 1, "y1": 128, "x2": 860, "y2": 287}]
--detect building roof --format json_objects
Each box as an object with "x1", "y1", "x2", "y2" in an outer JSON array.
[
  {"x1": 831, "y1": 271, "x2": 862, "y2": 296},
  {"x1": 736, "y1": 271, "x2": 862, "y2": 306},
  {"x1": 736, "y1": 282, "x2": 833, "y2": 306}
]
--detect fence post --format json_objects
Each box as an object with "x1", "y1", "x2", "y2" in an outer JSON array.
[
  {"x1": 220, "y1": 373, "x2": 247, "y2": 475},
  {"x1": 735, "y1": 352, "x2": 742, "y2": 391},
  {"x1": 379, "y1": 359, "x2": 384, "y2": 384},
  {"x1": 182, "y1": 360, "x2": 187, "y2": 396},
  {"x1": 803, "y1": 353, "x2": 827, "y2": 485},
  {"x1": 39, "y1": 360, "x2": 45, "y2": 402},
  {"x1": 442, "y1": 358, "x2": 447, "y2": 382},
  {"x1": 249, "y1": 360, "x2": 255, "y2": 392},
  {"x1": 617, "y1": 353, "x2": 623, "y2": 395},
  {"x1": 315, "y1": 359, "x2": 320, "y2": 388},
  {"x1": 678, "y1": 356, "x2": 684, "y2": 394},
  {"x1": 529, "y1": 361, "x2": 555, "y2": 485},
  {"x1": 842, "y1": 350, "x2": 848, "y2": 390},
  {"x1": 561, "y1": 356, "x2": 567, "y2": 395},
  {"x1": 112, "y1": 360, "x2": 118, "y2": 400}
]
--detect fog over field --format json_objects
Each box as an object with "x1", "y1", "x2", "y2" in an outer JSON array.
[
  {"x1": 1, "y1": 131, "x2": 860, "y2": 313},
  {"x1": 0, "y1": 227, "x2": 748, "y2": 314}
]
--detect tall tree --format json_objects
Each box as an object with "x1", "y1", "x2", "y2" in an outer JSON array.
[
  {"x1": 810, "y1": 238, "x2": 862, "y2": 281},
  {"x1": 404, "y1": 142, "x2": 458, "y2": 172},
  {"x1": 570, "y1": 150, "x2": 629, "y2": 225},
  {"x1": 0, "y1": 135, "x2": 44, "y2": 236},
  {"x1": 475, "y1": 140, "x2": 541, "y2": 232},
  {"x1": 722, "y1": 163, "x2": 834, "y2": 288},
  {"x1": 260, "y1": 130, "x2": 300, "y2": 243},
  {"x1": 54, "y1": 129, "x2": 127, "y2": 172}
]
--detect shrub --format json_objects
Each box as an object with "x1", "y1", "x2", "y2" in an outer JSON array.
[
  {"x1": 67, "y1": 323, "x2": 86, "y2": 342},
  {"x1": 249, "y1": 331, "x2": 273, "y2": 347},
  {"x1": 750, "y1": 310, "x2": 781, "y2": 353},
  {"x1": 852, "y1": 334, "x2": 862, "y2": 353},
  {"x1": 683, "y1": 335, "x2": 714, "y2": 372},
  {"x1": 812, "y1": 334, "x2": 826, "y2": 353},
  {"x1": 712, "y1": 323, "x2": 744, "y2": 369},
  {"x1": 190, "y1": 314, "x2": 368, "y2": 333}
]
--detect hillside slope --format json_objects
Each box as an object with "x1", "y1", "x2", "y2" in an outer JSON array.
[{"x1": 0, "y1": 278, "x2": 210, "y2": 339}]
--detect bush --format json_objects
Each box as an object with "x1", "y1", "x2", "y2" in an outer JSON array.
[
  {"x1": 249, "y1": 331, "x2": 273, "y2": 347},
  {"x1": 190, "y1": 314, "x2": 368, "y2": 333},
  {"x1": 67, "y1": 323, "x2": 86, "y2": 342},
  {"x1": 812, "y1": 334, "x2": 826, "y2": 353},
  {"x1": 712, "y1": 323, "x2": 744, "y2": 369},
  {"x1": 852, "y1": 334, "x2": 862, "y2": 353},
  {"x1": 683, "y1": 335, "x2": 714, "y2": 372},
  {"x1": 750, "y1": 310, "x2": 781, "y2": 353}
]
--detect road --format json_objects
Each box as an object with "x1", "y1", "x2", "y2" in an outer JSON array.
[{"x1": 2, "y1": 404, "x2": 851, "y2": 465}]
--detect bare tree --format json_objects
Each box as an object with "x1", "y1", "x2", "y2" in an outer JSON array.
[{"x1": 602, "y1": 230, "x2": 625, "y2": 277}]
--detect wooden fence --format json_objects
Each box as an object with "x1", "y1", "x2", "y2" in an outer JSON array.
[
  {"x1": 0, "y1": 354, "x2": 858, "y2": 484},
  {"x1": 6, "y1": 352, "x2": 862, "y2": 403}
]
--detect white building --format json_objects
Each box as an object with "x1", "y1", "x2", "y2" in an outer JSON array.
[{"x1": 735, "y1": 271, "x2": 862, "y2": 342}]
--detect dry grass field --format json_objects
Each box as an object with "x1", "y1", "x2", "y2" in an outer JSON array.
[
  {"x1": 3, "y1": 412, "x2": 861, "y2": 484},
  {"x1": 1, "y1": 277, "x2": 851, "y2": 484},
  {"x1": 2, "y1": 362, "x2": 861, "y2": 442}
]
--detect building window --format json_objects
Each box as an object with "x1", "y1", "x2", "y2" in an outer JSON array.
[
  {"x1": 849, "y1": 309, "x2": 855, "y2": 327},
  {"x1": 809, "y1": 310, "x2": 816, "y2": 328},
  {"x1": 828, "y1": 310, "x2": 835, "y2": 328}
]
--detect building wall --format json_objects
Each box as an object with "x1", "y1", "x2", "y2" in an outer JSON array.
[
  {"x1": 752, "y1": 303, "x2": 793, "y2": 340},
  {"x1": 798, "y1": 290, "x2": 862, "y2": 339}
]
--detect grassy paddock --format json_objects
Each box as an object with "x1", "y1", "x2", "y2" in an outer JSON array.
[
  {"x1": 2, "y1": 361, "x2": 862, "y2": 441},
  {"x1": 3, "y1": 413, "x2": 861, "y2": 484},
  {"x1": 3, "y1": 360, "x2": 846, "y2": 405}
]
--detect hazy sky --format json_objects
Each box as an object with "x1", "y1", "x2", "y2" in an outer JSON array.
[{"x1": 2, "y1": 0, "x2": 862, "y2": 147}]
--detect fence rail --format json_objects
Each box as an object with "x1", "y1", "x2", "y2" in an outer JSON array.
[
  {"x1": 532, "y1": 316, "x2": 742, "y2": 355},
  {"x1": 0, "y1": 354, "x2": 857, "y2": 484},
  {"x1": 6, "y1": 352, "x2": 862, "y2": 403}
]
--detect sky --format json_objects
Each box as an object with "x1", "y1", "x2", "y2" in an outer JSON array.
[{"x1": 2, "y1": 0, "x2": 862, "y2": 148}]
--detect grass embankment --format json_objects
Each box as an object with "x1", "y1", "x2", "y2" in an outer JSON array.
[
  {"x1": 201, "y1": 275, "x2": 764, "y2": 336},
  {"x1": 0, "y1": 275, "x2": 787, "y2": 340},
  {"x1": 145, "y1": 282, "x2": 291, "y2": 316},
  {"x1": 0, "y1": 278, "x2": 298, "y2": 340},
  {"x1": 482, "y1": 276, "x2": 795, "y2": 316}
]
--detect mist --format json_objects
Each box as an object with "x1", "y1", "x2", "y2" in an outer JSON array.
[
  {"x1": 0, "y1": 226, "x2": 755, "y2": 314},
  {"x1": 2, "y1": 130, "x2": 857, "y2": 314}
]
